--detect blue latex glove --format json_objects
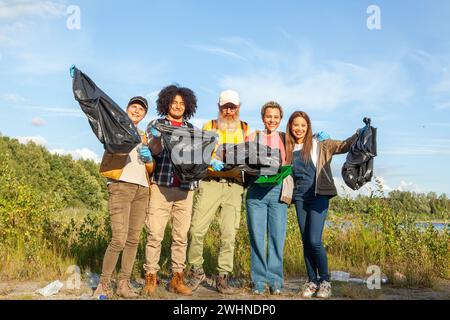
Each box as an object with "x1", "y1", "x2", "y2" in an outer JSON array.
[
  {"x1": 210, "y1": 159, "x2": 225, "y2": 172},
  {"x1": 70, "y1": 65, "x2": 76, "y2": 78},
  {"x1": 150, "y1": 127, "x2": 161, "y2": 138},
  {"x1": 138, "y1": 146, "x2": 152, "y2": 163},
  {"x1": 316, "y1": 131, "x2": 331, "y2": 142}
]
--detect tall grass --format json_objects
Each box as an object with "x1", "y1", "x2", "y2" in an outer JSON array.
[{"x1": 1, "y1": 171, "x2": 448, "y2": 288}]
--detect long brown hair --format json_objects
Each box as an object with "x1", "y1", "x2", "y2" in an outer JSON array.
[{"x1": 285, "y1": 111, "x2": 313, "y2": 164}]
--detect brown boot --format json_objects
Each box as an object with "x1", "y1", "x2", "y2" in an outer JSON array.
[
  {"x1": 116, "y1": 279, "x2": 139, "y2": 299},
  {"x1": 141, "y1": 272, "x2": 157, "y2": 296},
  {"x1": 92, "y1": 279, "x2": 113, "y2": 299},
  {"x1": 216, "y1": 274, "x2": 235, "y2": 295},
  {"x1": 168, "y1": 272, "x2": 193, "y2": 296}
]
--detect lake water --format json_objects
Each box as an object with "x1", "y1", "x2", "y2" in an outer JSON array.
[{"x1": 324, "y1": 221, "x2": 448, "y2": 231}]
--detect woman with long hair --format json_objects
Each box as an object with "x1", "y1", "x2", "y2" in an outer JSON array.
[{"x1": 285, "y1": 111, "x2": 360, "y2": 298}]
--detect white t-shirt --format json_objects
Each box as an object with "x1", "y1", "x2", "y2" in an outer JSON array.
[{"x1": 117, "y1": 145, "x2": 149, "y2": 187}]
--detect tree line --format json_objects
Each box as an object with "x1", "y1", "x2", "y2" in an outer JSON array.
[{"x1": 0, "y1": 135, "x2": 448, "y2": 219}]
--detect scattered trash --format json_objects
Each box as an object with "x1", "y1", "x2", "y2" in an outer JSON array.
[
  {"x1": 84, "y1": 271, "x2": 100, "y2": 289},
  {"x1": 35, "y1": 280, "x2": 64, "y2": 297},
  {"x1": 330, "y1": 271, "x2": 350, "y2": 282},
  {"x1": 348, "y1": 278, "x2": 366, "y2": 285},
  {"x1": 394, "y1": 271, "x2": 406, "y2": 282},
  {"x1": 65, "y1": 265, "x2": 81, "y2": 290}
]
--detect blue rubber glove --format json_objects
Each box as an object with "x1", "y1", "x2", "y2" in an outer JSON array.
[
  {"x1": 210, "y1": 159, "x2": 225, "y2": 172},
  {"x1": 70, "y1": 64, "x2": 76, "y2": 78},
  {"x1": 357, "y1": 127, "x2": 367, "y2": 135},
  {"x1": 316, "y1": 131, "x2": 331, "y2": 142},
  {"x1": 138, "y1": 146, "x2": 152, "y2": 163},
  {"x1": 150, "y1": 127, "x2": 161, "y2": 138}
]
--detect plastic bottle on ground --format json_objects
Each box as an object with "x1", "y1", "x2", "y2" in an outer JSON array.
[{"x1": 330, "y1": 271, "x2": 350, "y2": 282}]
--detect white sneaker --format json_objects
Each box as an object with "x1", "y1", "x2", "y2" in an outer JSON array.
[
  {"x1": 300, "y1": 282, "x2": 318, "y2": 298},
  {"x1": 316, "y1": 281, "x2": 332, "y2": 298}
]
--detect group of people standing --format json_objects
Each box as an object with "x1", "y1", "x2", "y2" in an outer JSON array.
[{"x1": 93, "y1": 85, "x2": 361, "y2": 299}]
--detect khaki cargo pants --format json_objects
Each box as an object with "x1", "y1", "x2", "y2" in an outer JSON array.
[
  {"x1": 100, "y1": 182, "x2": 149, "y2": 282},
  {"x1": 143, "y1": 184, "x2": 194, "y2": 274},
  {"x1": 187, "y1": 179, "x2": 244, "y2": 274}
]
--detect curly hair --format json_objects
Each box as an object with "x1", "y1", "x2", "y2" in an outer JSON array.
[{"x1": 156, "y1": 84, "x2": 198, "y2": 120}]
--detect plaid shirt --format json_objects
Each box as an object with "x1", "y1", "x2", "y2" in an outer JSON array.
[{"x1": 147, "y1": 117, "x2": 198, "y2": 190}]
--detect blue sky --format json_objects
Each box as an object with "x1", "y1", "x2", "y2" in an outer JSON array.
[{"x1": 1, "y1": 0, "x2": 450, "y2": 196}]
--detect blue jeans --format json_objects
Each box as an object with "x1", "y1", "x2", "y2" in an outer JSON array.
[
  {"x1": 295, "y1": 194, "x2": 330, "y2": 284},
  {"x1": 246, "y1": 183, "x2": 288, "y2": 291}
]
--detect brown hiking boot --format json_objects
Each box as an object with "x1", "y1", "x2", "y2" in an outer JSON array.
[
  {"x1": 168, "y1": 272, "x2": 193, "y2": 296},
  {"x1": 116, "y1": 279, "x2": 139, "y2": 299},
  {"x1": 216, "y1": 274, "x2": 235, "y2": 295},
  {"x1": 141, "y1": 272, "x2": 158, "y2": 296},
  {"x1": 187, "y1": 267, "x2": 206, "y2": 291},
  {"x1": 92, "y1": 279, "x2": 113, "y2": 299}
]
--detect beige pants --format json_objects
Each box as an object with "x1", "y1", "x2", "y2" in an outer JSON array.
[
  {"x1": 187, "y1": 179, "x2": 244, "y2": 274},
  {"x1": 100, "y1": 182, "x2": 149, "y2": 282},
  {"x1": 144, "y1": 184, "x2": 194, "y2": 273}
]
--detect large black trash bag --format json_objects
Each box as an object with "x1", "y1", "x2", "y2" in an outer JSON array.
[
  {"x1": 216, "y1": 142, "x2": 282, "y2": 176},
  {"x1": 72, "y1": 67, "x2": 141, "y2": 154},
  {"x1": 154, "y1": 123, "x2": 218, "y2": 182},
  {"x1": 342, "y1": 118, "x2": 377, "y2": 190}
]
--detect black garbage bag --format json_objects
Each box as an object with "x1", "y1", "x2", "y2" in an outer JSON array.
[
  {"x1": 342, "y1": 118, "x2": 377, "y2": 190},
  {"x1": 72, "y1": 67, "x2": 141, "y2": 154},
  {"x1": 216, "y1": 142, "x2": 282, "y2": 176},
  {"x1": 155, "y1": 123, "x2": 218, "y2": 182}
]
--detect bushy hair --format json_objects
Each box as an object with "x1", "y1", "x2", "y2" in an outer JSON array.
[{"x1": 156, "y1": 84, "x2": 197, "y2": 120}]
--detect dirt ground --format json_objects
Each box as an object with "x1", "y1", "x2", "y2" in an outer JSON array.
[{"x1": 1, "y1": 277, "x2": 449, "y2": 300}]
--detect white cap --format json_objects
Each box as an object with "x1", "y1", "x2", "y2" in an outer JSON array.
[{"x1": 219, "y1": 89, "x2": 240, "y2": 106}]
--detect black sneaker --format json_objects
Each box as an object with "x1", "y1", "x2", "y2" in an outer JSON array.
[{"x1": 216, "y1": 274, "x2": 235, "y2": 295}]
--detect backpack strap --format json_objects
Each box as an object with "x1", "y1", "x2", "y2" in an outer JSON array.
[
  {"x1": 279, "y1": 131, "x2": 286, "y2": 146},
  {"x1": 211, "y1": 119, "x2": 218, "y2": 131},
  {"x1": 185, "y1": 121, "x2": 194, "y2": 129},
  {"x1": 240, "y1": 121, "x2": 248, "y2": 139}
]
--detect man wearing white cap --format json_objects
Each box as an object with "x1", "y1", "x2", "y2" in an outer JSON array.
[{"x1": 186, "y1": 89, "x2": 250, "y2": 294}]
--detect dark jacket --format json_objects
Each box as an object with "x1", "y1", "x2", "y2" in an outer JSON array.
[{"x1": 314, "y1": 133, "x2": 359, "y2": 196}]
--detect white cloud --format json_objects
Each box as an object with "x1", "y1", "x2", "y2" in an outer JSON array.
[
  {"x1": 31, "y1": 117, "x2": 46, "y2": 126},
  {"x1": 381, "y1": 139, "x2": 450, "y2": 156},
  {"x1": 0, "y1": 1, "x2": 66, "y2": 19},
  {"x1": 435, "y1": 102, "x2": 450, "y2": 110},
  {"x1": 26, "y1": 106, "x2": 83, "y2": 117},
  {"x1": 195, "y1": 39, "x2": 413, "y2": 113},
  {"x1": 1, "y1": 93, "x2": 27, "y2": 103},
  {"x1": 14, "y1": 134, "x2": 100, "y2": 162},
  {"x1": 333, "y1": 175, "x2": 424, "y2": 197},
  {"x1": 16, "y1": 135, "x2": 48, "y2": 146},
  {"x1": 50, "y1": 148, "x2": 101, "y2": 163},
  {"x1": 396, "y1": 180, "x2": 422, "y2": 193},
  {"x1": 188, "y1": 44, "x2": 246, "y2": 61}
]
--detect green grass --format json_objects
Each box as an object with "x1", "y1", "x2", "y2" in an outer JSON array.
[{"x1": 1, "y1": 186, "x2": 448, "y2": 288}]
